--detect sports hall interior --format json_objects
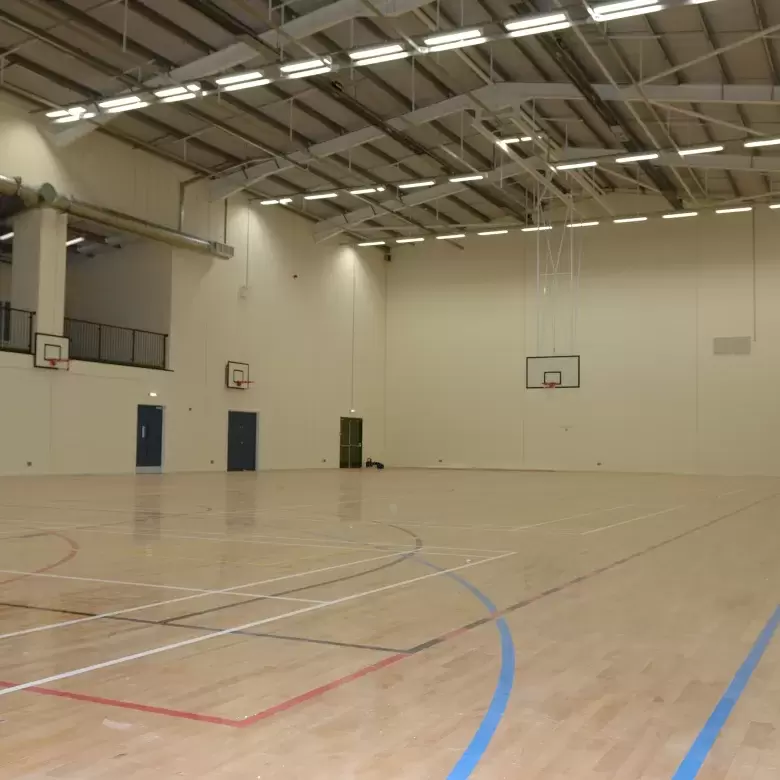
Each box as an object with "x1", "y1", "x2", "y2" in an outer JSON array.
[{"x1": 0, "y1": 0, "x2": 779, "y2": 778}]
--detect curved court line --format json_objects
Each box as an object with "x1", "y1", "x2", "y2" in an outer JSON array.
[
  {"x1": 416, "y1": 558, "x2": 516, "y2": 780},
  {"x1": 0, "y1": 532, "x2": 79, "y2": 587},
  {"x1": 0, "y1": 554, "x2": 512, "y2": 698},
  {"x1": 672, "y1": 605, "x2": 780, "y2": 780}
]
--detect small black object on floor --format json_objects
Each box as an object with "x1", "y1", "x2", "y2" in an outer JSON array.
[{"x1": 365, "y1": 458, "x2": 385, "y2": 470}]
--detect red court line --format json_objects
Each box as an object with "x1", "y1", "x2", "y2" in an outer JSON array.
[
  {"x1": 0, "y1": 681, "x2": 237, "y2": 726},
  {"x1": 236, "y1": 652, "x2": 409, "y2": 727},
  {"x1": 0, "y1": 653, "x2": 410, "y2": 728}
]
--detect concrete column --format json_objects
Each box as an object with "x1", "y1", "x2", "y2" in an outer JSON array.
[{"x1": 11, "y1": 208, "x2": 68, "y2": 335}]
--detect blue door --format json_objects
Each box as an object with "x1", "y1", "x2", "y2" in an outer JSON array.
[
  {"x1": 136, "y1": 405, "x2": 163, "y2": 469},
  {"x1": 227, "y1": 411, "x2": 257, "y2": 471}
]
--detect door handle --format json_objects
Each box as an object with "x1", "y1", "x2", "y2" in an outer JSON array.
[{"x1": 141, "y1": 425, "x2": 146, "y2": 439}]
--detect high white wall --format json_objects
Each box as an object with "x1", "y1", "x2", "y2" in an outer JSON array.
[
  {"x1": 0, "y1": 96, "x2": 386, "y2": 475},
  {"x1": 65, "y1": 241, "x2": 172, "y2": 334},
  {"x1": 0, "y1": 263, "x2": 9, "y2": 300},
  {"x1": 386, "y1": 211, "x2": 780, "y2": 476},
  {"x1": 5, "y1": 90, "x2": 780, "y2": 478}
]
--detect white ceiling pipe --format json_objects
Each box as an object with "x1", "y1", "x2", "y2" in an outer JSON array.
[{"x1": 36, "y1": 183, "x2": 233, "y2": 258}]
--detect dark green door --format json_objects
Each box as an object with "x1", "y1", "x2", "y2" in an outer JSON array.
[{"x1": 339, "y1": 417, "x2": 363, "y2": 468}]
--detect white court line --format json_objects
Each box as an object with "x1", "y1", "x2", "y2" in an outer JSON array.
[
  {"x1": 0, "y1": 552, "x2": 515, "y2": 697},
  {"x1": 0, "y1": 547, "x2": 409, "y2": 600},
  {"x1": 580, "y1": 505, "x2": 685, "y2": 535},
  {"x1": 0, "y1": 551, "x2": 411, "y2": 641},
  {"x1": 0, "y1": 569, "x2": 323, "y2": 603},
  {"x1": 715, "y1": 488, "x2": 747, "y2": 499},
  {"x1": 0, "y1": 521, "x2": 504, "y2": 556},
  {"x1": 512, "y1": 504, "x2": 635, "y2": 531}
]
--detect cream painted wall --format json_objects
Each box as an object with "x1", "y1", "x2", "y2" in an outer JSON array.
[
  {"x1": 0, "y1": 99, "x2": 386, "y2": 475},
  {"x1": 65, "y1": 241, "x2": 172, "y2": 334},
  {"x1": 0, "y1": 97, "x2": 181, "y2": 230},
  {"x1": 386, "y1": 211, "x2": 780, "y2": 476},
  {"x1": 0, "y1": 263, "x2": 9, "y2": 300},
  {"x1": 165, "y1": 198, "x2": 387, "y2": 472}
]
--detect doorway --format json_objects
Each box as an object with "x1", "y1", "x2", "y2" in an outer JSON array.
[
  {"x1": 340, "y1": 416, "x2": 363, "y2": 469},
  {"x1": 136, "y1": 405, "x2": 163, "y2": 472},
  {"x1": 227, "y1": 411, "x2": 258, "y2": 472}
]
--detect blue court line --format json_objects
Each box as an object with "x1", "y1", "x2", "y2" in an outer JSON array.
[
  {"x1": 672, "y1": 604, "x2": 780, "y2": 780},
  {"x1": 418, "y1": 562, "x2": 516, "y2": 780}
]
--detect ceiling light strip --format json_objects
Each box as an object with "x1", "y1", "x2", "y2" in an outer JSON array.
[{"x1": 47, "y1": 1, "x2": 724, "y2": 124}]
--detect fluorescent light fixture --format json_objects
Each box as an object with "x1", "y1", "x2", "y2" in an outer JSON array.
[
  {"x1": 449, "y1": 174, "x2": 484, "y2": 183},
  {"x1": 770, "y1": 204, "x2": 780, "y2": 210},
  {"x1": 715, "y1": 207, "x2": 753, "y2": 214},
  {"x1": 304, "y1": 192, "x2": 338, "y2": 200},
  {"x1": 280, "y1": 58, "x2": 329, "y2": 73},
  {"x1": 358, "y1": 241, "x2": 386, "y2": 246},
  {"x1": 0, "y1": 232, "x2": 13, "y2": 241},
  {"x1": 613, "y1": 216, "x2": 648, "y2": 223},
  {"x1": 106, "y1": 101, "x2": 149, "y2": 114},
  {"x1": 349, "y1": 187, "x2": 385, "y2": 195},
  {"x1": 662, "y1": 211, "x2": 698, "y2": 219},
  {"x1": 54, "y1": 114, "x2": 83, "y2": 124},
  {"x1": 744, "y1": 137, "x2": 780, "y2": 148},
  {"x1": 154, "y1": 84, "x2": 200, "y2": 98},
  {"x1": 98, "y1": 95, "x2": 143, "y2": 109},
  {"x1": 222, "y1": 78, "x2": 271, "y2": 92},
  {"x1": 154, "y1": 87, "x2": 187, "y2": 98},
  {"x1": 396, "y1": 237, "x2": 425, "y2": 243},
  {"x1": 349, "y1": 44, "x2": 405, "y2": 60},
  {"x1": 66, "y1": 237, "x2": 85, "y2": 247},
  {"x1": 588, "y1": 0, "x2": 663, "y2": 21},
  {"x1": 352, "y1": 51, "x2": 410, "y2": 66},
  {"x1": 615, "y1": 152, "x2": 659, "y2": 163},
  {"x1": 567, "y1": 221, "x2": 600, "y2": 228},
  {"x1": 259, "y1": 198, "x2": 292, "y2": 205},
  {"x1": 215, "y1": 71, "x2": 264, "y2": 85},
  {"x1": 522, "y1": 225, "x2": 553, "y2": 232},
  {"x1": 477, "y1": 229, "x2": 509, "y2": 236},
  {"x1": 46, "y1": 106, "x2": 87, "y2": 119},
  {"x1": 554, "y1": 161, "x2": 598, "y2": 171},
  {"x1": 423, "y1": 29, "x2": 483, "y2": 47},
  {"x1": 504, "y1": 12, "x2": 568, "y2": 30},
  {"x1": 509, "y1": 21, "x2": 572, "y2": 38},
  {"x1": 521, "y1": 136, "x2": 533, "y2": 142},
  {"x1": 591, "y1": 4, "x2": 663, "y2": 21},
  {"x1": 497, "y1": 137, "x2": 520, "y2": 145},
  {"x1": 678, "y1": 145, "x2": 724, "y2": 156},
  {"x1": 286, "y1": 66, "x2": 333, "y2": 79},
  {"x1": 398, "y1": 180, "x2": 436, "y2": 189},
  {"x1": 436, "y1": 233, "x2": 466, "y2": 240},
  {"x1": 161, "y1": 93, "x2": 198, "y2": 103},
  {"x1": 426, "y1": 37, "x2": 488, "y2": 53},
  {"x1": 82, "y1": 112, "x2": 96, "y2": 119},
  {"x1": 149, "y1": 392, "x2": 158, "y2": 398}
]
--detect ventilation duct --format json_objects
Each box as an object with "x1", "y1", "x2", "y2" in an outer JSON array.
[{"x1": 0, "y1": 176, "x2": 232, "y2": 259}]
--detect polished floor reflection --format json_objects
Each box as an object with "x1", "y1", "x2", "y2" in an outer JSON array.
[{"x1": 1, "y1": 469, "x2": 779, "y2": 779}]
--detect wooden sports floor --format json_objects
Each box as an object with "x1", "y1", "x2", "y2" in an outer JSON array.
[{"x1": 1, "y1": 469, "x2": 779, "y2": 779}]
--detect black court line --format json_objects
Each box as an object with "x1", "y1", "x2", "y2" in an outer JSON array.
[
  {"x1": 162, "y1": 533, "x2": 424, "y2": 625},
  {"x1": 403, "y1": 492, "x2": 780, "y2": 654},
  {"x1": 0, "y1": 601, "x2": 407, "y2": 655}
]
